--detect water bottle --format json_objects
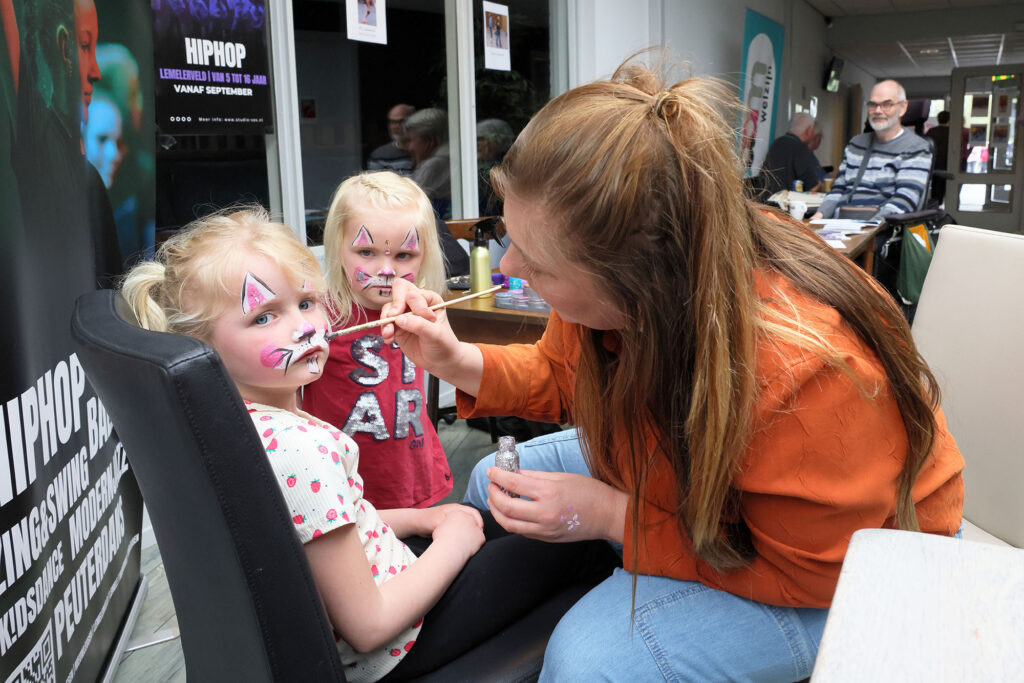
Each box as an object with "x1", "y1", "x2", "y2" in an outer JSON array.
[{"x1": 495, "y1": 435, "x2": 520, "y2": 498}]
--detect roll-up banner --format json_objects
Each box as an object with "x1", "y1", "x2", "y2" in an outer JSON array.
[
  {"x1": 153, "y1": 0, "x2": 272, "y2": 134},
  {"x1": 1, "y1": 0, "x2": 151, "y2": 680},
  {"x1": 739, "y1": 9, "x2": 784, "y2": 177}
]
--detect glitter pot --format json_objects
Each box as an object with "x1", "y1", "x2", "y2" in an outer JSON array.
[{"x1": 495, "y1": 435, "x2": 520, "y2": 497}]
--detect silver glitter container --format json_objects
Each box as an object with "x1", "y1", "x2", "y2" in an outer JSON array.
[{"x1": 495, "y1": 435, "x2": 520, "y2": 498}]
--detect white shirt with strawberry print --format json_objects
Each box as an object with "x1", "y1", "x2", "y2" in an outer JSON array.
[{"x1": 245, "y1": 401, "x2": 421, "y2": 683}]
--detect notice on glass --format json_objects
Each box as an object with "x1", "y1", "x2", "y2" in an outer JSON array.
[
  {"x1": 347, "y1": 0, "x2": 387, "y2": 45},
  {"x1": 483, "y1": 1, "x2": 511, "y2": 71}
]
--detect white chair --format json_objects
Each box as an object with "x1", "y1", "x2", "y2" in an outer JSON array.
[
  {"x1": 812, "y1": 226, "x2": 1024, "y2": 681},
  {"x1": 910, "y1": 224, "x2": 1024, "y2": 548}
]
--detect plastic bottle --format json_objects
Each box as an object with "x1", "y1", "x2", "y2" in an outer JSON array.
[
  {"x1": 494, "y1": 435, "x2": 520, "y2": 498},
  {"x1": 469, "y1": 217, "x2": 503, "y2": 298}
]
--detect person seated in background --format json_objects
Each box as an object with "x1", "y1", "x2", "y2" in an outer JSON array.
[
  {"x1": 405, "y1": 108, "x2": 451, "y2": 218},
  {"x1": 813, "y1": 79, "x2": 932, "y2": 222},
  {"x1": 476, "y1": 118, "x2": 515, "y2": 215},
  {"x1": 758, "y1": 112, "x2": 822, "y2": 197},
  {"x1": 367, "y1": 103, "x2": 416, "y2": 175},
  {"x1": 925, "y1": 110, "x2": 951, "y2": 204}
]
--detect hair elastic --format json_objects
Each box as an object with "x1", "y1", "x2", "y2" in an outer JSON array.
[{"x1": 653, "y1": 90, "x2": 672, "y2": 118}]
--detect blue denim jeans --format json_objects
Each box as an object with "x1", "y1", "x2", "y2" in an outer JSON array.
[{"x1": 463, "y1": 429, "x2": 828, "y2": 680}]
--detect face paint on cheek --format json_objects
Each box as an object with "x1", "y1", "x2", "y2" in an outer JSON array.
[
  {"x1": 260, "y1": 344, "x2": 294, "y2": 371},
  {"x1": 400, "y1": 273, "x2": 415, "y2": 282},
  {"x1": 354, "y1": 267, "x2": 373, "y2": 286}
]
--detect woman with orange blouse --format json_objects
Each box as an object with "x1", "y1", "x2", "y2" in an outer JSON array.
[{"x1": 381, "y1": 57, "x2": 964, "y2": 681}]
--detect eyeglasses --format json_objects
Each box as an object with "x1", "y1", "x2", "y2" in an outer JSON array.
[{"x1": 865, "y1": 100, "x2": 905, "y2": 112}]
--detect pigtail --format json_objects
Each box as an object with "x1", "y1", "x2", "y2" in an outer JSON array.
[{"x1": 121, "y1": 261, "x2": 171, "y2": 332}]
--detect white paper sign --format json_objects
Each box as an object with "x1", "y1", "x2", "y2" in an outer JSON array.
[
  {"x1": 483, "y1": 1, "x2": 511, "y2": 71},
  {"x1": 347, "y1": 0, "x2": 388, "y2": 45}
]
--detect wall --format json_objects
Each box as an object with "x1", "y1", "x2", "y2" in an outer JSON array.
[{"x1": 568, "y1": 0, "x2": 846, "y2": 169}]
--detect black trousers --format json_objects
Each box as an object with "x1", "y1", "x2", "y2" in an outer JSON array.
[{"x1": 380, "y1": 512, "x2": 620, "y2": 681}]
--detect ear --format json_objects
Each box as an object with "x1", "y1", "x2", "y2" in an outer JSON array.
[{"x1": 57, "y1": 25, "x2": 72, "y2": 71}]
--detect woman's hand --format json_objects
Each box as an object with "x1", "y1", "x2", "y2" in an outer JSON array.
[
  {"x1": 485, "y1": 468, "x2": 628, "y2": 544},
  {"x1": 382, "y1": 278, "x2": 485, "y2": 395}
]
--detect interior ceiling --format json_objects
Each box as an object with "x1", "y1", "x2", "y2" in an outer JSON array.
[{"x1": 804, "y1": 0, "x2": 1024, "y2": 78}]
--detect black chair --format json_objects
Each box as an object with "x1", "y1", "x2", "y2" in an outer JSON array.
[{"x1": 70, "y1": 289, "x2": 587, "y2": 682}]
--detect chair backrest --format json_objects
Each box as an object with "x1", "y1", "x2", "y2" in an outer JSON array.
[
  {"x1": 917, "y1": 134, "x2": 937, "y2": 211},
  {"x1": 70, "y1": 290, "x2": 346, "y2": 682},
  {"x1": 911, "y1": 225, "x2": 1024, "y2": 547},
  {"x1": 445, "y1": 216, "x2": 506, "y2": 243}
]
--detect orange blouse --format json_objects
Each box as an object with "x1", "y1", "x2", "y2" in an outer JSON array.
[{"x1": 456, "y1": 270, "x2": 964, "y2": 608}]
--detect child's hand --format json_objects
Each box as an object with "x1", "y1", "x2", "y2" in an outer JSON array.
[
  {"x1": 421, "y1": 504, "x2": 483, "y2": 536},
  {"x1": 431, "y1": 506, "x2": 486, "y2": 562}
]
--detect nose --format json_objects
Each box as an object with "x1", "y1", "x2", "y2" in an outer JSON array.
[
  {"x1": 378, "y1": 266, "x2": 395, "y2": 277},
  {"x1": 293, "y1": 322, "x2": 315, "y2": 343}
]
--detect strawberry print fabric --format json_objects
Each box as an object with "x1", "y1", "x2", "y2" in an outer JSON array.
[{"x1": 245, "y1": 401, "x2": 421, "y2": 682}]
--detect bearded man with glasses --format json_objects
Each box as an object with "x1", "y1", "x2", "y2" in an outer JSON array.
[{"x1": 813, "y1": 80, "x2": 932, "y2": 221}]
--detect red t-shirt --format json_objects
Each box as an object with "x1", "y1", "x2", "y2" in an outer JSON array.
[{"x1": 303, "y1": 304, "x2": 452, "y2": 509}]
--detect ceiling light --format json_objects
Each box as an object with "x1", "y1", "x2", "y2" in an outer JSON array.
[{"x1": 919, "y1": 48, "x2": 940, "y2": 55}]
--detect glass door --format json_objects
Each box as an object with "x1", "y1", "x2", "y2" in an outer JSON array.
[{"x1": 948, "y1": 65, "x2": 1024, "y2": 233}]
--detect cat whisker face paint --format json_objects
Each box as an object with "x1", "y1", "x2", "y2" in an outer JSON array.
[
  {"x1": 343, "y1": 216, "x2": 425, "y2": 309},
  {"x1": 260, "y1": 322, "x2": 330, "y2": 374}
]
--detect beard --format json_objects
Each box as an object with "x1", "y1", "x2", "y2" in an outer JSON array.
[{"x1": 869, "y1": 113, "x2": 898, "y2": 133}]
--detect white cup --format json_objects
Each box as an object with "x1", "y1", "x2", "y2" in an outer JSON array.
[{"x1": 789, "y1": 201, "x2": 807, "y2": 220}]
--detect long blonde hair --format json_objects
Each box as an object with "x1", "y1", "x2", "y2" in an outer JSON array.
[
  {"x1": 492, "y1": 57, "x2": 940, "y2": 570},
  {"x1": 322, "y1": 171, "x2": 446, "y2": 324},
  {"x1": 120, "y1": 206, "x2": 325, "y2": 340}
]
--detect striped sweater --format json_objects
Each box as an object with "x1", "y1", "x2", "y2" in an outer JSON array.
[{"x1": 818, "y1": 129, "x2": 933, "y2": 220}]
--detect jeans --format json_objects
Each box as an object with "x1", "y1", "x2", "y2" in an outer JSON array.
[{"x1": 463, "y1": 429, "x2": 828, "y2": 681}]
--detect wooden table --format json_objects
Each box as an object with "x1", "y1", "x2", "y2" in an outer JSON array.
[
  {"x1": 426, "y1": 292, "x2": 549, "y2": 427},
  {"x1": 807, "y1": 221, "x2": 884, "y2": 273},
  {"x1": 811, "y1": 528, "x2": 1024, "y2": 681}
]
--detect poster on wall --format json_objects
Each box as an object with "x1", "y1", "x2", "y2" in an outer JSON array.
[
  {"x1": 482, "y1": 1, "x2": 511, "y2": 71},
  {"x1": 347, "y1": 0, "x2": 388, "y2": 45},
  {"x1": 0, "y1": 0, "x2": 149, "y2": 681},
  {"x1": 739, "y1": 9, "x2": 784, "y2": 177},
  {"x1": 153, "y1": 0, "x2": 272, "y2": 134}
]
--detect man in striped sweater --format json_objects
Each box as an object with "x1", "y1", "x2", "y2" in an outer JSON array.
[{"x1": 813, "y1": 80, "x2": 932, "y2": 221}]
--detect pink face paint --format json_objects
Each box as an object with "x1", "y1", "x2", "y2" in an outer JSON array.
[
  {"x1": 400, "y1": 227, "x2": 419, "y2": 252},
  {"x1": 351, "y1": 225, "x2": 373, "y2": 247},
  {"x1": 293, "y1": 322, "x2": 315, "y2": 342},
  {"x1": 383, "y1": 239, "x2": 391, "y2": 255},
  {"x1": 241, "y1": 272, "x2": 276, "y2": 315},
  {"x1": 354, "y1": 267, "x2": 373, "y2": 284},
  {"x1": 260, "y1": 344, "x2": 292, "y2": 370},
  {"x1": 378, "y1": 265, "x2": 395, "y2": 277},
  {"x1": 259, "y1": 324, "x2": 330, "y2": 373},
  {"x1": 401, "y1": 273, "x2": 415, "y2": 282}
]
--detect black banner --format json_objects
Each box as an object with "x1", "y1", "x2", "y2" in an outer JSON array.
[
  {"x1": 1, "y1": 0, "x2": 148, "y2": 680},
  {"x1": 153, "y1": 0, "x2": 272, "y2": 134}
]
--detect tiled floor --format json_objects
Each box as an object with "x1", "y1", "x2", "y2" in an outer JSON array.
[{"x1": 110, "y1": 418, "x2": 501, "y2": 682}]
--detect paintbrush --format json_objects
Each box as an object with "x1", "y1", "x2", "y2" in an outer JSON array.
[{"x1": 325, "y1": 284, "x2": 504, "y2": 340}]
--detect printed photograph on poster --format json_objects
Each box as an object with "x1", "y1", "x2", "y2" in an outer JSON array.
[
  {"x1": 969, "y1": 123, "x2": 988, "y2": 145},
  {"x1": 994, "y1": 93, "x2": 1011, "y2": 118},
  {"x1": 347, "y1": 0, "x2": 388, "y2": 44},
  {"x1": 991, "y1": 123, "x2": 1010, "y2": 146},
  {"x1": 483, "y1": 1, "x2": 511, "y2": 71},
  {"x1": 971, "y1": 95, "x2": 990, "y2": 118}
]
